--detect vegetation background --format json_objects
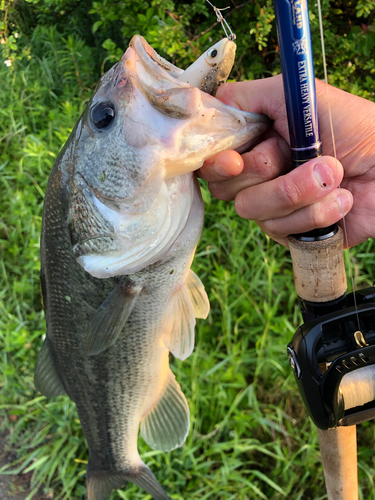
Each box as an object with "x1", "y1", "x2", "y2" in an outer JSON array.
[{"x1": 1, "y1": 0, "x2": 375, "y2": 498}]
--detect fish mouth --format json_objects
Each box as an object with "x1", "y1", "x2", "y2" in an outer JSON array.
[
  {"x1": 121, "y1": 35, "x2": 203, "y2": 120},
  {"x1": 117, "y1": 36, "x2": 271, "y2": 179}
]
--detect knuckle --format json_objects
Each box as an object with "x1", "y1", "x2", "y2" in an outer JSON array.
[
  {"x1": 311, "y1": 202, "x2": 326, "y2": 228},
  {"x1": 245, "y1": 136, "x2": 288, "y2": 182},
  {"x1": 250, "y1": 152, "x2": 273, "y2": 180},
  {"x1": 279, "y1": 176, "x2": 304, "y2": 207},
  {"x1": 245, "y1": 150, "x2": 279, "y2": 183},
  {"x1": 208, "y1": 183, "x2": 232, "y2": 201},
  {"x1": 234, "y1": 192, "x2": 250, "y2": 218},
  {"x1": 261, "y1": 218, "x2": 284, "y2": 237}
]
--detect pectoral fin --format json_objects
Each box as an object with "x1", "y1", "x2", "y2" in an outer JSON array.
[
  {"x1": 86, "y1": 279, "x2": 142, "y2": 356},
  {"x1": 34, "y1": 337, "x2": 66, "y2": 397},
  {"x1": 162, "y1": 270, "x2": 209, "y2": 360},
  {"x1": 186, "y1": 269, "x2": 210, "y2": 319},
  {"x1": 140, "y1": 370, "x2": 189, "y2": 452},
  {"x1": 162, "y1": 284, "x2": 195, "y2": 361}
]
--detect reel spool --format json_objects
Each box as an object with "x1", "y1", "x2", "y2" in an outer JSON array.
[{"x1": 288, "y1": 287, "x2": 375, "y2": 429}]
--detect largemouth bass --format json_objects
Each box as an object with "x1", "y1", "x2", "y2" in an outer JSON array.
[{"x1": 36, "y1": 35, "x2": 269, "y2": 500}]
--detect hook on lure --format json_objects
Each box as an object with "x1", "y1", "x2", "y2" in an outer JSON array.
[{"x1": 206, "y1": 0, "x2": 236, "y2": 41}]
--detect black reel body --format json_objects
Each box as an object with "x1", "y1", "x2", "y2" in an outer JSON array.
[{"x1": 288, "y1": 287, "x2": 375, "y2": 430}]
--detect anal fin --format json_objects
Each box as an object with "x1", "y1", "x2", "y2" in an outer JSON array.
[
  {"x1": 34, "y1": 337, "x2": 66, "y2": 397},
  {"x1": 140, "y1": 370, "x2": 189, "y2": 452}
]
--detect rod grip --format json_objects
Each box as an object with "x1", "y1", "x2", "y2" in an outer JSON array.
[
  {"x1": 318, "y1": 427, "x2": 359, "y2": 500},
  {"x1": 288, "y1": 226, "x2": 347, "y2": 303}
]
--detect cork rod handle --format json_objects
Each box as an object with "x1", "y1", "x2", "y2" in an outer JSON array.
[{"x1": 288, "y1": 227, "x2": 358, "y2": 500}]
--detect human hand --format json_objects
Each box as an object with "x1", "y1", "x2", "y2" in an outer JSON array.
[{"x1": 199, "y1": 75, "x2": 375, "y2": 247}]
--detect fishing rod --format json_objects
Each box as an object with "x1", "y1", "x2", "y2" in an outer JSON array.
[{"x1": 273, "y1": 1, "x2": 375, "y2": 498}]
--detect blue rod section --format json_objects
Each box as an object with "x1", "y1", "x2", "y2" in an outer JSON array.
[
  {"x1": 274, "y1": 0, "x2": 334, "y2": 240},
  {"x1": 273, "y1": 0, "x2": 322, "y2": 169}
]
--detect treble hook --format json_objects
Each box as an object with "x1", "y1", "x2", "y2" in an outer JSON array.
[{"x1": 206, "y1": 0, "x2": 236, "y2": 41}]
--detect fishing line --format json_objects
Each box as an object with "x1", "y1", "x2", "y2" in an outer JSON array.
[
  {"x1": 316, "y1": 0, "x2": 375, "y2": 414},
  {"x1": 206, "y1": 0, "x2": 237, "y2": 41},
  {"x1": 316, "y1": 0, "x2": 361, "y2": 332}
]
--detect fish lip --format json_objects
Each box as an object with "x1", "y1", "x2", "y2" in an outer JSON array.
[
  {"x1": 224, "y1": 104, "x2": 271, "y2": 126},
  {"x1": 225, "y1": 105, "x2": 272, "y2": 130},
  {"x1": 125, "y1": 35, "x2": 187, "y2": 86},
  {"x1": 130, "y1": 35, "x2": 180, "y2": 75},
  {"x1": 244, "y1": 112, "x2": 272, "y2": 125}
]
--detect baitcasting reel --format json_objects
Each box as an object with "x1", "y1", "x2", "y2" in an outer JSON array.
[{"x1": 287, "y1": 287, "x2": 375, "y2": 430}]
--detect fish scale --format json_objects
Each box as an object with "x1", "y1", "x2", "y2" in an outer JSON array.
[{"x1": 36, "y1": 35, "x2": 270, "y2": 499}]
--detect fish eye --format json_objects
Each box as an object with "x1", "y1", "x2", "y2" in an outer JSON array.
[
  {"x1": 207, "y1": 48, "x2": 218, "y2": 59},
  {"x1": 91, "y1": 102, "x2": 115, "y2": 130}
]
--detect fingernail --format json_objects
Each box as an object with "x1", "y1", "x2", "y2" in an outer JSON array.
[
  {"x1": 337, "y1": 192, "x2": 352, "y2": 214},
  {"x1": 313, "y1": 162, "x2": 334, "y2": 188}
]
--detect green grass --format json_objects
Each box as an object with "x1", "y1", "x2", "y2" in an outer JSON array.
[{"x1": 1, "y1": 25, "x2": 375, "y2": 500}]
